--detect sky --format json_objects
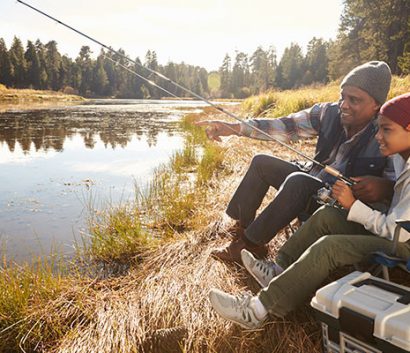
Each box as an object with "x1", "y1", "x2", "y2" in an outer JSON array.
[{"x1": 1, "y1": 0, "x2": 344, "y2": 71}]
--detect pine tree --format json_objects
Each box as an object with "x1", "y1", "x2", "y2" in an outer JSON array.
[
  {"x1": 59, "y1": 55, "x2": 73, "y2": 90},
  {"x1": 304, "y1": 37, "x2": 329, "y2": 84},
  {"x1": 0, "y1": 38, "x2": 13, "y2": 86},
  {"x1": 278, "y1": 43, "x2": 304, "y2": 89},
  {"x1": 398, "y1": 39, "x2": 410, "y2": 74},
  {"x1": 192, "y1": 71, "x2": 204, "y2": 97},
  {"x1": 198, "y1": 67, "x2": 209, "y2": 97},
  {"x1": 164, "y1": 62, "x2": 178, "y2": 96},
  {"x1": 114, "y1": 49, "x2": 133, "y2": 98},
  {"x1": 35, "y1": 40, "x2": 48, "y2": 89},
  {"x1": 130, "y1": 57, "x2": 144, "y2": 98},
  {"x1": 219, "y1": 54, "x2": 231, "y2": 98},
  {"x1": 231, "y1": 51, "x2": 249, "y2": 98},
  {"x1": 45, "y1": 40, "x2": 62, "y2": 90},
  {"x1": 25, "y1": 40, "x2": 41, "y2": 88},
  {"x1": 102, "y1": 50, "x2": 117, "y2": 96},
  {"x1": 144, "y1": 50, "x2": 160, "y2": 98},
  {"x1": 250, "y1": 47, "x2": 270, "y2": 93},
  {"x1": 9, "y1": 36, "x2": 26, "y2": 87},
  {"x1": 267, "y1": 46, "x2": 277, "y2": 89},
  {"x1": 92, "y1": 55, "x2": 108, "y2": 96},
  {"x1": 76, "y1": 46, "x2": 93, "y2": 96}
]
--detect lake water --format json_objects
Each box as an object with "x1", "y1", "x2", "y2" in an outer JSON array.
[{"x1": 0, "y1": 99, "x2": 211, "y2": 262}]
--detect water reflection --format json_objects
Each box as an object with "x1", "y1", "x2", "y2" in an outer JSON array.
[
  {"x1": 0, "y1": 99, "x2": 197, "y2": 153},
  {"x1": 0, "y1": 99, "x2": 205, "y2": 262}
]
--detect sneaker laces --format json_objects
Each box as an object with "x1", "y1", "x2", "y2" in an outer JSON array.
[
  {"x1": 255, "y1": 259, "x2": 281, "y2": 279},
  {"x1": 235, "y1": 293, "x2": 256, "y2": 322}
]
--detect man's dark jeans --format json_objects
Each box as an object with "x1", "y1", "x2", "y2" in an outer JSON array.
[{"x1": 226, "y1": 154, "x2": 324, "y2": 246}]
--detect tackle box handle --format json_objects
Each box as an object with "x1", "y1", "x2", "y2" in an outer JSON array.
[{"x1": 353, "y1": 278, "x2": 410, "y2": 305}]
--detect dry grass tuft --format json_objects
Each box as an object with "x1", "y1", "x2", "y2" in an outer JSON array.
[{"x1": 34, "y1": 227, "x2": 322, "y2": 353}]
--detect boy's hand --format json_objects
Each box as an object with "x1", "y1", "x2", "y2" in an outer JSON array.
[
  {"x1": 351, "y1": 176, "x2": 394, "y2": 203},
  {"x1": 331, "y1": 180, "x2": 356, "y2": 209}
]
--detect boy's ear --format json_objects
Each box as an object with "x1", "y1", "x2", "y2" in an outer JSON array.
[{"x1": 406, "y1": 124, "x2": 410, "y2": 132}]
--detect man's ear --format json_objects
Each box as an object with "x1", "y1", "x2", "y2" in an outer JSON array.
[
  {"x1": 374, "y1": 103, "x2": 382, "y2": 113},
  {"x1": 406, "y1": 123, "x2": 410, "y2": 132}
]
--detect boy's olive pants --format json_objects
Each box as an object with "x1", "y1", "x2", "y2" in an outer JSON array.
[{"x1": 258, "y1": 206, "x2": 410, "y2": 317}]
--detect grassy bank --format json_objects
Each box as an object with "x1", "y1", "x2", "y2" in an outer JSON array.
[
  {"x1": 0, "y1": 84, "x2": 85, "y2": 110},
  {"x1": 243, "y1": 75, "x2": 410, "y2": 117},
  {"x1": 1, "y1": 77, "x2": 410, "y2": 353}
]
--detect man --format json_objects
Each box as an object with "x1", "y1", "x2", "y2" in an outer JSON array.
[{"x1": 197, "y1": 61, "x2": 394, "y2": 263}]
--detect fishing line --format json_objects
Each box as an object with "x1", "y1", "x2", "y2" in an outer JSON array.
[{"x1": 16, "y1": 0, "x2": 354, "y2": 185}]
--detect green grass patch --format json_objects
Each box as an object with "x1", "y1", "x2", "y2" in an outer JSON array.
[
  {"x1": 87, "y1": 204, "x2": 155, "y2": 264},
  {"x1": 142, "y1": 168, "x2": 200, "y2": 234},
  {"x1": 0, "y1": 258, "x2": 67, "y2": 352},
  {"x1": 197, "y1": 142, "x2": 225, "y2": 186},
  {"x1": 170, "y1": 138, "x2": 198, "y2": 173}
]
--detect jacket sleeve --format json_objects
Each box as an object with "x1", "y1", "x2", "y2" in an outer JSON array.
[
  {"x1": 347, "y1": 183, "x2": 410, "y2": 242},
  {"x1": 239, "y1": 103, "x2": 323, "y2": 142},
  {"x1": 382, "y1": 156, "x2": 397, "y2": 181}
]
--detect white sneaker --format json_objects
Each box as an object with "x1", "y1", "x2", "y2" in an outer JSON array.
[
  {"x1": 241, "y1": 249, "x2": 283, "y2": 287},
  {"x1": 209, "y1": 289, "x2": 264, "y2": 329}
]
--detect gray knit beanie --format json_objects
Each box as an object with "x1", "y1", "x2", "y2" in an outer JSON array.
[{"x1": 340, "y1": 61, "x2": 391, "y2": 104}]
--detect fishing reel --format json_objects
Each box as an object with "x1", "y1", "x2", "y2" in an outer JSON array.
[{"x1": 315, "y1": 183, "x2": 339, "y2": 207}]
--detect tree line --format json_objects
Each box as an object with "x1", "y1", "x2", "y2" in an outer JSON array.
[
  {"x1": 1, "y1": 0, "x2": 409, "y2": 99},
  {"x1": 0, "y1": 37, "x2": 209, "y2": 99}
]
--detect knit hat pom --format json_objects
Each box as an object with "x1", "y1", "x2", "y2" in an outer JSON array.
[
  {"x1": 341, "y1": 61, "x2": 391, "y2": 104},
  {"x1": 380, "y1": 93, "x2": 410, "y2": 130}
]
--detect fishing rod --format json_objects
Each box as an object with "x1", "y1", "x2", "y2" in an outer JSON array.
[{"x1": 16, "y1": 0, "x2": 354, "y2": 186}]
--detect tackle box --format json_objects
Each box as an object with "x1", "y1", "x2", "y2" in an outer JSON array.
[{"x1": 310, "y1": 271, "x2": 410, "y2": 353}]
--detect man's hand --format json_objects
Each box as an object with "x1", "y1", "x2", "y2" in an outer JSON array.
[
  {"x1": 351, "y1": 176, "x2": 394, "y2": 203},
  {"x1": 194, "y1": 120, "x2": 240, "y2": 142},
  {"x1": 331, "y1": 180, "x2": 356, "y2": 210}
]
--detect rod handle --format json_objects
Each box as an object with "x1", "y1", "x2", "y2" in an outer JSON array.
[{"x1": 323, "y1": 166, "x2": 355, "y2": 186}]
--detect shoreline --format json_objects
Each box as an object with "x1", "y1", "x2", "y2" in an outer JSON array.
[{"x1": 0, "y1": 85, "x2": 86, "y2": 112}]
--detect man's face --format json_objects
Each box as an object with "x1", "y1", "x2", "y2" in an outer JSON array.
[{"x1": 339, "y1": 86, "x2": 381, "y2": 130}]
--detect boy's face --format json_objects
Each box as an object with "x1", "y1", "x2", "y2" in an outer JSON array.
[
  {"x1": 339, "y1": 86, "x2": 381, "y2": 130},
  {"x1": 376, "y1": 115, "x2": 410, "y2": 160}
]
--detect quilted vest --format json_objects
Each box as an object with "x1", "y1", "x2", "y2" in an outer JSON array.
[{"x1": 313, "y1": 103, "x2": 387, "y2": 178}]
